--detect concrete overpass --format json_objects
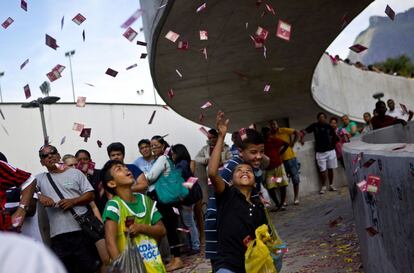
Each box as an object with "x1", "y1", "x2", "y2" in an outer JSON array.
[
  {"x1": 141, "y1": 0, "x2": 373, "y2": 130},
  {"x1": 312, "y1": 54, "x2": 414, "y2": 123}
]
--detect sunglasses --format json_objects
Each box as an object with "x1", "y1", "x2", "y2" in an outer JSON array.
[{"x1": 40, "y1": 150, "x2": 57, "y2": 159}]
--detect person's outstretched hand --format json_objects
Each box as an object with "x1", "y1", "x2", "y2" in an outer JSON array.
[
  {"x1": 299, "y1": 131, "x2": 305, "y2": 145},
  {"x1": 397, "y1": 118, "x2": 407, "y2": 127},
  {"x1": 216, "y1": 111, "x2": 229, "y2": 136}
]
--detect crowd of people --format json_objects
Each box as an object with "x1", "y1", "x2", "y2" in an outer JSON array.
[
  {"x1": 0, "y1": 101, "x2": 411, "y2": 273},
  {"x1": 327, "y1": 52, "x2": 414, "y2": 79}
]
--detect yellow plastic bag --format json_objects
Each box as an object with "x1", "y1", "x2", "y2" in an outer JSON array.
[{"x1": 245, "y1": 224, "x2": 277, "y2": 273}]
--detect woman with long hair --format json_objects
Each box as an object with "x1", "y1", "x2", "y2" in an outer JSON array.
[
  {"x1": 145, "y1": 136, "x2": 184, "y2": 271},
  {"x1": 171, "y1": 144, "x2": 200, "y2": 255}
]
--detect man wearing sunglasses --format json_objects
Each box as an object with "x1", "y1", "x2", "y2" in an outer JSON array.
[
  {"x1": 35, "y1": 145, "x2": 100, "y2": 273},
  {"x1": 0, "y1": 152, "x2": 36, "y2": 231}
]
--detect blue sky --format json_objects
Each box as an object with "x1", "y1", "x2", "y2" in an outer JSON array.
[
  {"x1": 0, "y1": 0, "x2": 413, "y2": 104},
  {"x1": 0, "y1": 0, "x2": 160, "y2": 104}
]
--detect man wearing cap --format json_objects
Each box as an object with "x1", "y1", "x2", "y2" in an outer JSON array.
[
  {"x1": 0, "y1": 152, "x2": 36, "y2": 231},
  {"x1": 35, "y1": 145, "x2": 100, "y2": 273}
]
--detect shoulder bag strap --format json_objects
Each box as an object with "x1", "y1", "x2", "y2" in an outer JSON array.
[
  {"x1": 45, "y1": 173, "x2": 80, "y2": 220},
  {"x1": 264, "y1": 207, "x2": 282, "y2": 244},
  {"x1": 166, "y1": 157, "x2": 175, "y2": 170}
]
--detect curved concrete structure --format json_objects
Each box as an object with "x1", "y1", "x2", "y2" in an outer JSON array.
[
  {"x1": 141, "y1": 0, "x2": 373, "y2": 130},
  {"x1": 342, "y1": 123, "x2": 414, "y2": 273},
  {"x1": 312, "y1": 54, "x2": 414, "y2": 123}
]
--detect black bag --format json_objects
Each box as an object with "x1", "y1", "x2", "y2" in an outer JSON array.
[
  {"x1": 74, "y1": 209, "x2": 105, "y2": 243},
  {"x1": 5, "y1": 187, "x2": 21, "y2": 215},
  {"x1": 46, "y1": 173, "x2": 104, "y2": 243},
  {"x1": 182, "y1": 182, "x2": 203, "y2": 206}
]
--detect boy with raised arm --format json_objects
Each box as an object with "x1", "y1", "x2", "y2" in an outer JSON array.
[
  {"x1": 205, "y1": 115, "x2": 269, "y2": 270},
  {"x1": 208, "y1": 111, "x2": 268, "y2": 273}
]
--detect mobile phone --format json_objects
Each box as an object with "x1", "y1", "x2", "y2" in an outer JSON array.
[
  {"x1": 86, "y1": 161, "x2": 96, "y2": 175},
  {"x1": 125, "y1": 216, "x2": 135, "y2": 228}
]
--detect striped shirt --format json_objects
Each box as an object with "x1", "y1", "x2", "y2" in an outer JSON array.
[
  {"x1": 204, "y1": 155, "x2": 263, "y2": 260},
  {"x1": 0, "y1": 160, "x2": 33, "y2": 209}
]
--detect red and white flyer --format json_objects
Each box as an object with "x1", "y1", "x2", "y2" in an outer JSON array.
[
  {"x1": 276, "y1": 20, "x2": 291, "y2": 41},
  {"x1": 123, "y1": 27, "x2": 138, "y2": 42},
  {"x1": 72, "y1": 13, "x2": 86, "y2": 25},
  {"x1": 1, "y1": 17, "x2": 14, "y2": 29},
  {"x1": 199, "y1": 30, "x2": 208, "y2": 40},
  {"x1": 165, "y1": 30, "x2": 180, "y2": 43},
  {"x1": 367, "y1": 175, "x2": 381, "y2": 194},
  {"x1": 200, "y1": 101, "x2": 212, "y2": 109},
  {"x1": 23, "y1": 84, "x2": 31, "y2": 99}
]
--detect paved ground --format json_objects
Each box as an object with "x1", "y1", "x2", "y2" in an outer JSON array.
[{"x1": 172, "y1": 187, "x2": 364, "y2": 273}]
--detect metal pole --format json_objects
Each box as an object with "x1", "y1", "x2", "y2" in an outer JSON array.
[
  {"x1": 68, "y1": 54, "x2": 76, "y2": 102},
  {"x1": 153, "y1": 86, "x2": 158, "y2": 105},
  {"x1": 0, "y1": 72, "x2": 4, "y2": 103},
  {"x1": 39, "y1": 102, "x2": 48, "y2": 141},
  {"x1": 0, "y1": 80, "x2": 3, "y2": 103}
]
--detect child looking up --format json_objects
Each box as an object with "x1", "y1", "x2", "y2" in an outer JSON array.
[
  {"x1": 208, "y1": 111, "x2": 268, "y2": 273},
  {"x1": 101, "y1": 160, "x2": 166, "y2": 273},
  {"x1": 205, "y1": 116, "x2": 269, "y2": 271}
]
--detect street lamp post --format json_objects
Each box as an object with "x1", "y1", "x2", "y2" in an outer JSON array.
[
  {"x1": 65, "y1": 50, "x2": 76, "y2": 103},
  {"x1": 21, "y1": 96, "x2": 60, "y2": 143},
  {"x1": 22, "y1": 96, "x2": 59, "y2": 247},
  {"x1": 0, "y1": 72, "x2": 5, "y2": 103}
]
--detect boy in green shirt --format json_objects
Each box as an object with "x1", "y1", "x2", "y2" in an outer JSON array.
[{"x1": 101, "y1": 160, "x2": 166, "y2": 273}]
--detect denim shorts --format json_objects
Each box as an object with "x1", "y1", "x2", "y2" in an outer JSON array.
[
  {"x1": 283, "y1": 158, "x2": 300, "y2": 184},
  {"x1": 216, "y1": 269, "x2": 236, "y2": 273}
]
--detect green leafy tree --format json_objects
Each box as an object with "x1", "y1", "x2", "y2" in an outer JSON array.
[{"x1": 374, "y1": 55, "x2": 414, "y2": 77}]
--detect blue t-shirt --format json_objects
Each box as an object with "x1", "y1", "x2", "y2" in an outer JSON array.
[
  {"x1": 132, "y1": 157, "x2": 154, "y2": 174},
  {"x1": 126, "y1": 164, "x2": 143, "y2": 180}
]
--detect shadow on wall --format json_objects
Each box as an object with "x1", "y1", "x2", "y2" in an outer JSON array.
[{"x1": 343, "y1": 122, "x2": 414, "y2": 273}]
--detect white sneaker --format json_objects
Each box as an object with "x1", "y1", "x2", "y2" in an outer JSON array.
[
  {"x1": 329, "y1": 186, "x2": 338, "y2": 191},
  {"x1": 319, "y1": 186, "x2": 327, "y2": 194}
]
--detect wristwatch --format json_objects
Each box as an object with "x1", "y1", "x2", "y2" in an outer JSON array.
[{"x1": 18, "y1": 204, "x2": 29, "y2": 213}]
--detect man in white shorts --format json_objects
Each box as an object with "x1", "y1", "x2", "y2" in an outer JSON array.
[{"x1": 301, "y1": 112, "x2": 339, "y2": 194}]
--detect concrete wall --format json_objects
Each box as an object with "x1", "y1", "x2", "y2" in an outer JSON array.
[
  {"x1": 312, "y1": 54, "x2": 414, "y2": 123},
  {"x1": 292, "y1": 141, "x2": 347, "y2": 198},
  {"x1": 342, "y1": 122, "x2": 414, "y2": 273}
]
